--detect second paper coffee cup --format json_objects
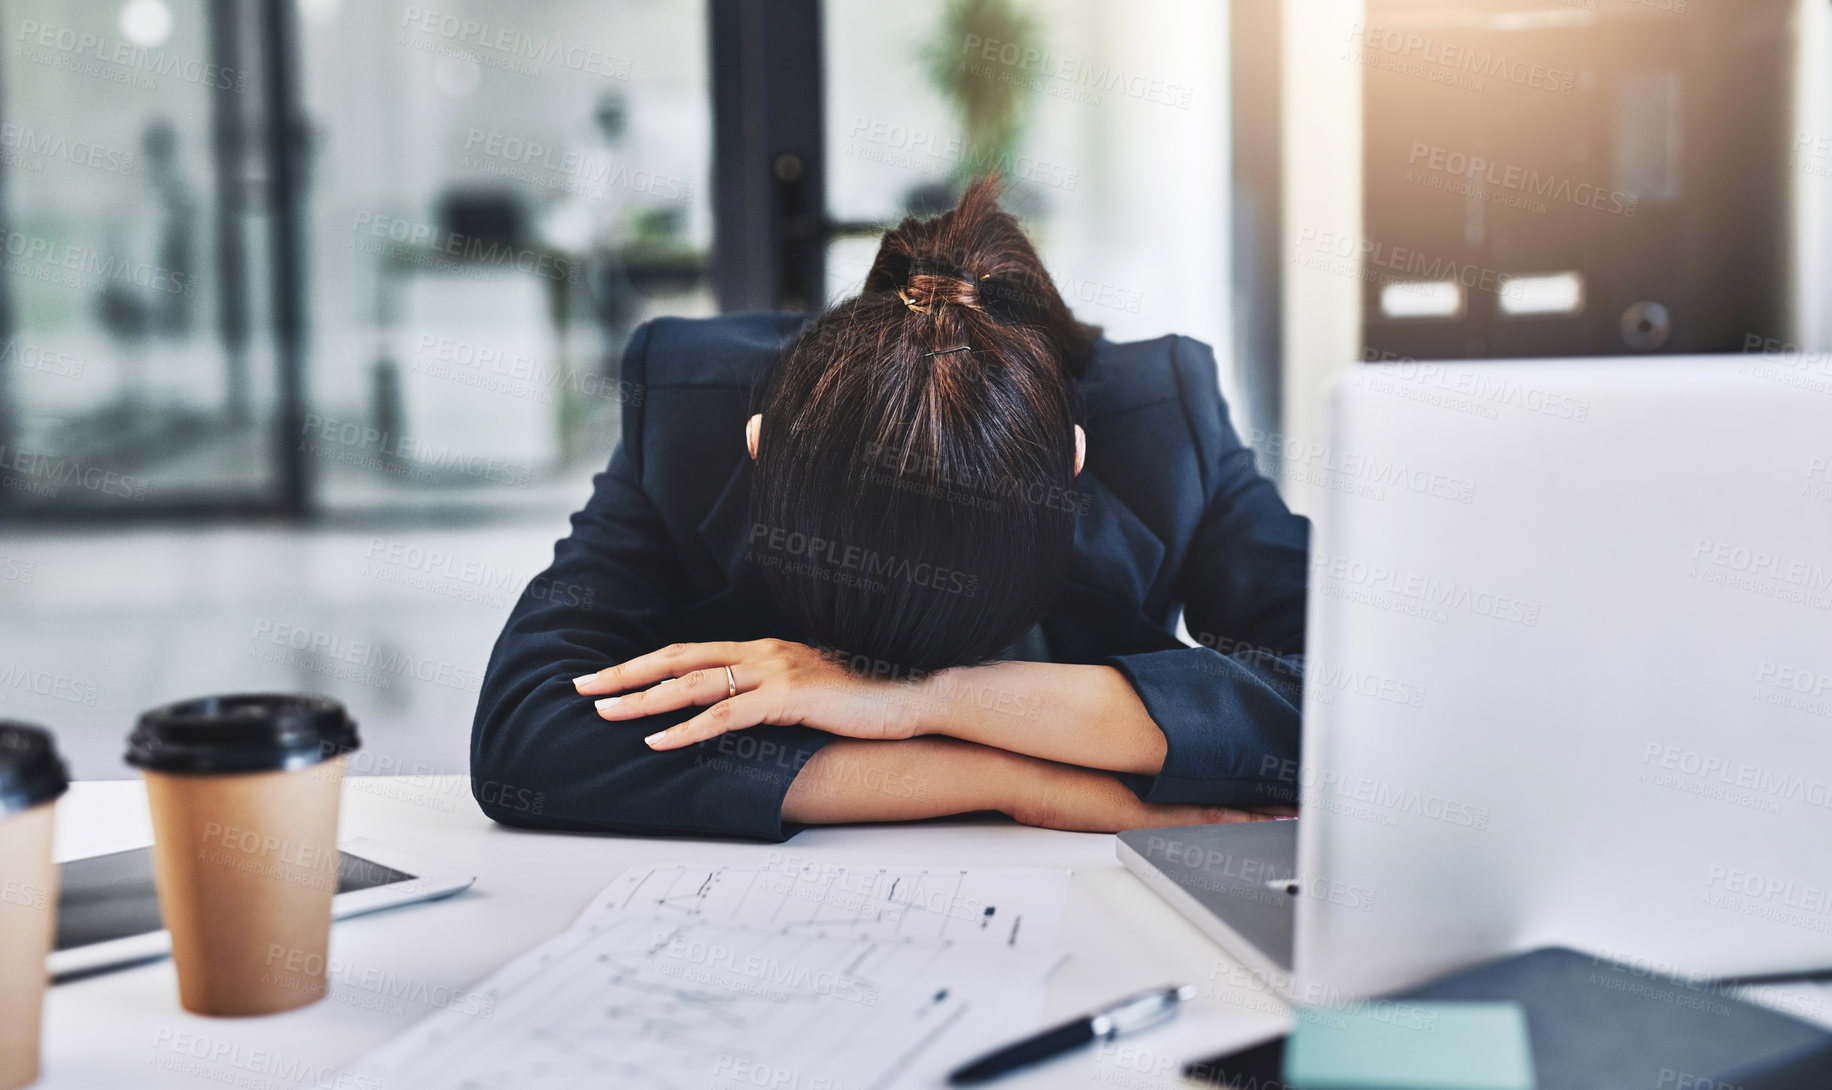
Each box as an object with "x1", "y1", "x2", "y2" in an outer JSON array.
[
  {"x1": 0, "y1": 722, "x2": 69, "y2": 1090},
  {"x1": 126, "y1": 694, "x2": 359, "y2": 1017}
]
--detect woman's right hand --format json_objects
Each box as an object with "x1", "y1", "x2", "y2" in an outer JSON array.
[{"x1": 1003, "y1": 758, "x2": 1289, "y2": 834}]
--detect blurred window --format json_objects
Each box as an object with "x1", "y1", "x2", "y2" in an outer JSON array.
[{"x1": 298, "y1": 0, "x2": 713, "y2": 516}]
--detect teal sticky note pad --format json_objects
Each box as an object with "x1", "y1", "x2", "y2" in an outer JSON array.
[{"x1": 1284, "y1": 1000, "x2": 1535, "y2": 1090}]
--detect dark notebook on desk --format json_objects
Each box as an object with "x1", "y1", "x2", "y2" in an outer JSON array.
[{"x1": 1188, "y1": 948, "x2": 1832, "y2": 1089}]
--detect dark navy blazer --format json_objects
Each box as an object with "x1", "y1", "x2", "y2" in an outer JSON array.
[{"x1": 471, "y1": 312, "x2": 1310, "y2": 841}]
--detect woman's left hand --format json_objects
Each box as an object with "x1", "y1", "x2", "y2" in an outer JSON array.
[{"x1": 574, "y1": 639, "x2": 922, "y2": 750}]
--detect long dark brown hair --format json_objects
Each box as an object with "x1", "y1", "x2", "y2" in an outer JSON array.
[{"x1": 749, "y1": 178, "x2": 1099, "y2": 673}]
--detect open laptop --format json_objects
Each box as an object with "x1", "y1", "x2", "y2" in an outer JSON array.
[{"x1": 1121, "y1": 355, "x2": 1832, "y2": 999}]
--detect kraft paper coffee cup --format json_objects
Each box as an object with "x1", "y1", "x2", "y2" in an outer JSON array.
[
  {"x1": 0, "y1": 722, "x2": 70, "y2": 1090},
  {"x1": 126, "y1": 694, "x2": 359, "y2": 1017}
]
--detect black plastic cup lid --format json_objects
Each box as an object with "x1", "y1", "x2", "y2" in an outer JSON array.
[
  {"x1": 125, "y1": 694, "x2": 360, "y2": 775},
  {"x1": 0, "y1": 722, "x2": 70, "y2": 817}
]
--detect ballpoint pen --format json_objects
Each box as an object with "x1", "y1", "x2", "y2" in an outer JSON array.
[{"x1": 947, "y1": 984, "x2": 1198, "y2": 1085}]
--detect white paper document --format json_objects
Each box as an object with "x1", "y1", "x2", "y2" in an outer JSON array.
[
  {"x1": 354, "y1": 864, "x2": 1071, "y2": 1090},
  {"x1": 582, "y1": 862, "x2": 1068, "y2": 950}
]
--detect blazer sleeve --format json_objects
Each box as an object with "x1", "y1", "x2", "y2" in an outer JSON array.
[
  {"x1": 469, "y1": 321, "x2": 835, "y2": 841},
  {"x1": 1104, "y1": 336, "x2": 1310, "y2": 808}
]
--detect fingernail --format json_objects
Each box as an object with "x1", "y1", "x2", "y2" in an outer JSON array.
[
  {"x1": 644, "y1": 731, "x2": 668, "y2": 748},
  {"x1": 595, "y1": 696, "x2": 621, "y2": 711},
  {"x1": 657, "y1": 677, "x2": 676, "y2": 685},
  {"x1": 572, "y1": 673, "x2": 598, "y2": 688}
]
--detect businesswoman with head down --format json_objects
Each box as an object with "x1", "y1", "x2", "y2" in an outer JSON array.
[{"x1": 472, "y1": 179, "x2": 1309, "y2": 840}]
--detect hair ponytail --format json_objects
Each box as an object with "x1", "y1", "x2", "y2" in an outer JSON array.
[{"x1": 862, "y1": 176, "x2": 1097, "y2": 374}]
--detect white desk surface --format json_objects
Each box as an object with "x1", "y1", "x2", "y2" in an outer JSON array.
[{"x1": 39, "y1": 776, "x2": 1289, "y2": 1089}]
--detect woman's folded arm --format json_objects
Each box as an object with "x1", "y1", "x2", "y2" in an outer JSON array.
[
  {"x1": 892, "y1": 651, "x2": 1303, "y2": 812},
  {"x1": 1106, "y1": 335, "x2": 1312, "y2": 809},
  {"x1": 470, "y1": 443, "x2": 837, "y2": 841},
  {"x1": 898, "y1": 661, "x2": 1168, "y2": 776},
  {"x1": 781, "y1": 736, "x2": 1276, "y2": 833}
]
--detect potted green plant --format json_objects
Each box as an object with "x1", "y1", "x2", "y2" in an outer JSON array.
[{"x1": 912, "y1": 0, "x2": 1043, "y2": 216}]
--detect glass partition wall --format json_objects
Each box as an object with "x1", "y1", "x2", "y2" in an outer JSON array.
[
  {"x1": 295, "y1": 0, "x2": 713, "y2": 516},
  {"x1": 0, "y1": 0, "x2": 283, "y2": 515},
  {"x1": 0, "y1": 0, "x2": 714, "y2": 522}
]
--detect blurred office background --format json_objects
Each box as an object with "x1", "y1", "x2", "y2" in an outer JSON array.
[{"x1": 0, "y1": 0, "x2": 1822, "y2": 779}]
